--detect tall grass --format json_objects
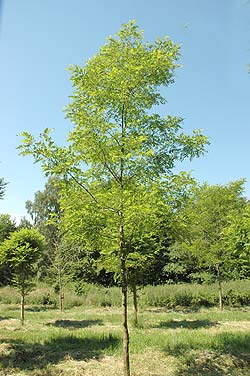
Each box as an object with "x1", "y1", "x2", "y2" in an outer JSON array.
[
  {"x1": 0, "y1": 280, "x2": 249, "y2": 309},
  {"x1": 141, "y1": 280, "x2": 250, "y2": 308}
]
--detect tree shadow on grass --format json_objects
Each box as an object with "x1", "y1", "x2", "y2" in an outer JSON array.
[
  {"x1": 0, "y1": 334, "x2": 121, "y2": 371},
  {"x1": 157, "y1": 319, "x2": 218, "y2": 330},
  {"x1": 0, "y1": 316, "x2": 13, "y2": 321},
  {"x1": 146, "y1": 307, "x2": 201, "y2": 314},
  {"x1": 25, "y1": 306, "x2": 56, "y2": 312},
  {"x1": 164, "y1": 332, "x2": 250, "y2": 376},
  {"x1": 5, "y1": 306, "x2": 56, "y2": 313},
  {"x1": 47, "y1": 319, "x2": 103, "y2": 329}
]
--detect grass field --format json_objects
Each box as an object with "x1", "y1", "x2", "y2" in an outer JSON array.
[{"x1": 0, "y1": 303, "x2": 250, "y2": 376}]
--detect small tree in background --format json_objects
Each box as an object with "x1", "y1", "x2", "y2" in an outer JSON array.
[
  {"x1": 48, "y1": 238, "x2": 78, "y2": 312},
  {"x1": 172, "y1": 180, "x2": 246, "y2": 310},
  {"x1": 0, "y1": 228, "x2": 45, "y2": 324},
  {"x1": 0, "y1": 214, "x2": 17, "y2": 286}
]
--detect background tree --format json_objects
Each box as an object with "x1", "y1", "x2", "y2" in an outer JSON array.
[
  {"x1": 163, "y1": 241, "x2": 200, "y2": 284},
  {"x1": 0, "y1": 214, "x2": 16, "y2": 242},
  {"x1": 26, "y1": 176, "x2": 62, "y2": 277},
  {"x1": 19, "y1": 21, "x2": 208, "y2": 376},
  {"x1": 0, "y1": 177, "x2": 7, "y2": 200},
  {"x1": 47, "y1": 237, "x2": 79, "y2": 312},
  {"x1": 172, "y1": 180, "x2": 246, "y2": 310},
  {"x1": 17, "y1": 216, "x2": 33, "y2": 230},
  {"x1": 224, "y1": 201, "x2": 250, "y2": 280},
  {"x1": 0, "y1": 228, "x2": 45, "y2": 324},
  {"x1": 0, "y1": 214, "x2": 17, "y2": 286}
]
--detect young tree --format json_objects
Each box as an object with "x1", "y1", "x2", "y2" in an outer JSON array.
[
  {"x1": 19, "y1": 21, "x2": 208, "y2": 375},
  {"x1": 48, "y1": 238, "x2": 79, "y2": 312},
  {"x1": 172, "y1": 180, "x2": 246, "y2": 310},
  {"x1": 0, "y1": 228, "x2": 45, "y2": 324}
]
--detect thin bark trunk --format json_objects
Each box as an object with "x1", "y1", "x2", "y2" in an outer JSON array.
[
  {"x1": 217, "y1": 264, "x2": 223, "y2": 311},
  {"x1": 120, "y1": 101, "x2": 130, "y2": 376},
  {"x1": 20, "y1": 289, "x2": 25, "y2": 325},
  {"x1": 132, "y1": 283, "x2": 138, "y2": 327},
  {"x1": 59, "y1": 271, "x2": 64, "y2": 312},
  {"x1": 121, "y1": 245, "x2": 130, "y2": 376},
  {"x1": 60, "y1": 290, "x2": 64, "y2": 312}
]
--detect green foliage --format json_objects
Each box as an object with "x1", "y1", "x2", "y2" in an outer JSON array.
[
  {"x1": 163, "y1": 241, "x2": 199, "y2": 283},
  {"x1": 172, "y1": 180, "x2": 247, "y2": 274},
  {"x1": 0, "y1": 228, "x2": 45, "y2": 292},
  {"x1": 18, "y1": 21, "x2": 208, "y2": 278},
  {"x1": 70, "y1": 249, "x2": 115, "y2": 287},
  {"x1": 223, "y1": 202, "x2": 250, "y2": 279},
  {"x1": 17, "y1": 217, "x2": 33, "y2": 230},
  {"x1": 26, "y1": 177, "x2": 62, "y2": 249},
  {"x1": 169, "y1": 180, "x2": 247, "y2": 310},
  {"x1": 25, "y1": 177, "x2": 64, "y2": 281},
  {"x1": 0, "y1": 214, "x2": 17, "y2": 286},
  {"x1": 0, "y1": 214, "x2": 16, "y2": 243}
]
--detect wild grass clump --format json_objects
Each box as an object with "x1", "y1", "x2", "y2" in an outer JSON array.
[
  {"x1": 75, "y1": 283, "x2": 121, "y2": 307},
  {"x1": 141, "y1": 280, "x2": 250, "y2": 308},
  {"x1": 0, "y1": 286, "x2": 20, "y2": 304}
]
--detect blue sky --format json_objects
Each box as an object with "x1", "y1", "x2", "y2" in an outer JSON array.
[{"x1": 0, "y1": 0, "x2": 250, "y2": 221}]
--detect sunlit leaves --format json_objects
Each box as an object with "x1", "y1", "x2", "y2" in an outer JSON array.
[{"x1": 18, "y1": 21, "x2": 209, "y2": 283}]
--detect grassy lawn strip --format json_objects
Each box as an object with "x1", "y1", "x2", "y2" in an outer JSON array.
[{"x1": 0, "y1": 305, "x2": 250, "y2": 375}]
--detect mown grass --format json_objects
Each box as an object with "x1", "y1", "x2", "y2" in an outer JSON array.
[{"x1": 0, "y1": 303, "x2": 250, "y2": 375}]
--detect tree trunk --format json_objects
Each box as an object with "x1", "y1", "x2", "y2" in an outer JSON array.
[
  {"x1": 60, "y1": 290, "x2": 64, "y2": 312},
  {"x1": 59, "y1": 272, "x2": 64, "y2": 312},
  {"x1": 132, "y1": 282, "x2": 138, "y2": 327},
  {"x1": 20, "y1": 289, "x2": 25, "y2": 325},
  {"x1": 120, "y1": 224, "x2": 130, "y2": 376},
  {"x1": 119, "y1": 103, "x2": 130, "y2": 376},
  {"x1": 217, "y1": 264, "x2": 223, "y2": 311}
]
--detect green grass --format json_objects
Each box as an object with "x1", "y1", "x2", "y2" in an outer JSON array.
[{"x1": 0, "y1": 304, "x2": 250, "y2": 375}]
